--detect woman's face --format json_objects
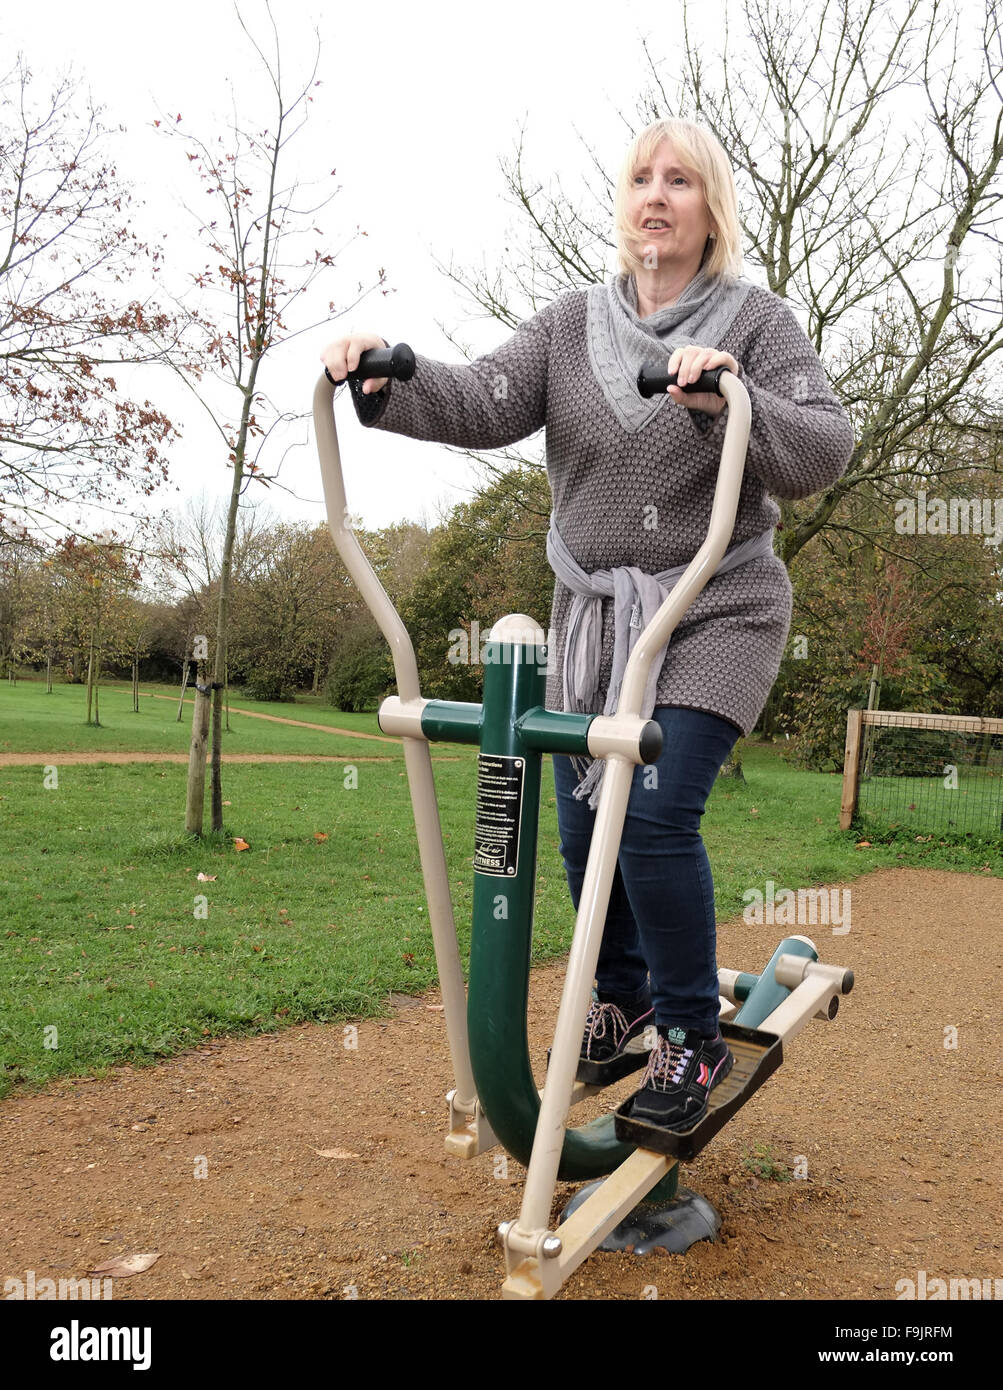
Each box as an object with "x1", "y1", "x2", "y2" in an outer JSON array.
[{"x1": 627, "y1": 140, "x2": 714, "y2": 272}]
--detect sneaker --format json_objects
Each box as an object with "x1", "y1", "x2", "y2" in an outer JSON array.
[
  {"x1": 627, "y1": 1024, "x2": 734, "y2": 1131},
  {"x1": 576, "y1": 988, "x2": 654, "y2": 1085}
]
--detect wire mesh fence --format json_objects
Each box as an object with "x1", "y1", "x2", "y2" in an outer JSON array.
[{"x1": 841, "y1": 710, "x2": 1003, "y2": 839}]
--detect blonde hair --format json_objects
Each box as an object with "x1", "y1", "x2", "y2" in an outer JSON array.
[{"x1": 613, "y1": 118, "x2": 743, "y2": 280}]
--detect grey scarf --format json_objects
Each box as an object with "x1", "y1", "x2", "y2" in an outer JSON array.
[
  {"x1": 587, "y1": 268, "x2": 753, "y2": 432},
  {"x1": 546, "y1": 267, "x2": 767, "y2": 809},
  {"x1": 546, "y1": 516, "x2": 775, "y2": 808}
]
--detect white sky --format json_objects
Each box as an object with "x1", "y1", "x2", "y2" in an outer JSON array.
[
  {"x1": 4, "y1": 0, "x2": 996, "y2": 549},
  {"x1": 8, "y1": 0, "x2": 715, "y2": 542}
]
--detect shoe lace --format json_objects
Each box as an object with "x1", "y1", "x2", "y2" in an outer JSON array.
[
  {"x1": 640, "y1": 1035, "x2": 693, "y2": 1090},
  {"x1": 584, "y1": 1000, "x2": 631, "y2": 1057}
]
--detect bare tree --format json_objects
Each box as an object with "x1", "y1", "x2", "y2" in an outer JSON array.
[
  {"x1": 435, "y1": 0, "x2": 1003, "y2": 569},
  {"x1": 158, "y1": 4, "x2": 382, "y2": 835},
  {"x1": 0, "y1": 57, "x2": 180, "y2": 544}
]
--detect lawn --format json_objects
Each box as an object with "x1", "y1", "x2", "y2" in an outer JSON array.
[
  {"x1": 0, "y1": 678, "x2": 388, "y2": 757},
  {"x1": 2, "y1": 677, "x2": 1000, "y2": 1096}
]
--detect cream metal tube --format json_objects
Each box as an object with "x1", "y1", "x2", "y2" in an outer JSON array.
[
  {"x1": 313, "y1": 375, "x2": 478, "y2": 1118},
  {"x1": 512, "y1": 371, "x2": 753, "y2": 1242}
]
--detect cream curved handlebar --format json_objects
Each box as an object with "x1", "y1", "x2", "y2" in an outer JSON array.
[
  {"x1": 313, "y1": 373, "x2": 424, "y2": 705},
  {"x1": 615, "y1": 370, "x2": 752, "y2": 717},
  {"x1": 313, "y1": 369, "x2": 752, "y2": 718}
]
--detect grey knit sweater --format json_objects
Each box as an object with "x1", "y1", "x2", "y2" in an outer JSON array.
[{"x1": 349, "y1": 284, "x2": 854, "y2": 736}]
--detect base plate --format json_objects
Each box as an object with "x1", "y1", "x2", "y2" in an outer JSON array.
[
  {"x1": 560, "y1": 1180, "x2": 720, "y2": 1254},
  {"x1": 613, "y1": 1022, "x2": 783, "y2": 1161}
]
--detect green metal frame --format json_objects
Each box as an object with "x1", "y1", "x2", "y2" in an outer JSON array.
[{"x1": 418, "y1": 635, "x2": 814, "y2": 1187}]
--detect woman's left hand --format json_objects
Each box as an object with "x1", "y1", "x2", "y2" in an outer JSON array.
[{"x1": 666, "y1": 346, "x2": 740, "y2": 417}]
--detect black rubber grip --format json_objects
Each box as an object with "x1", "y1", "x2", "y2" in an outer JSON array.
[
  {"x1": 637, "y1": 363, "x2": 729, "y2": 399},
  {"x1": 325, "y1": 342, "x2": 416, "y2": 388},
  {"x1": 638, "y1": 719, "x2": 664, "y2": 765}
]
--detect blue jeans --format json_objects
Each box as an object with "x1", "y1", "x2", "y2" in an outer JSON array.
[{"x1": 552, "y1": 706, "x2": 741, "y2": 1037}]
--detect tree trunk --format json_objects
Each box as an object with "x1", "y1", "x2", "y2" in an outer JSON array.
[
  {"x1": 210, "y1": 681, "x2": 224, "y2": 831},
  {"x1": 718, "y1": 737, "x2": 745, "y2": 781},
  {"x1": 85, "y1": 638, "x2": 94, "y2": 724},
  {"x1": 861, "y1": 662, "x2": 881, "y2": 779},
  {"x1": 210, "y1": 414, "x2": 251, "y2": 833},
  {"x1": 224, "y1": 651, "x2": 230, "y2": 733},
  {"x1": 185, "y1": 446, "x2": 244, "y2": 834},
  {"x1": 185, "y1": 663, "x2": 213, "y2": 834},
  {"x1": 758, "y1": 687, "x2": 780, "y2": 740},
  {"x1": 46, "y1": 648, "x2": 53, "y2": 694},
  {"x1": 132, "y1": 654, "x2": 140, "y2": 712},
  {"x1": 92, "y1": 608, "x2": 102, "y2": 726},
  {"x1": 177, "y1": 661, "x2": 190, "y2": 721}
]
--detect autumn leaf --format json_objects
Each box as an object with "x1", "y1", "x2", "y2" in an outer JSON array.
[
  {"x1": 314, "y1": 1148, "x2": 359, "y2": 1159},
  {"x1": 313, "y1": 832, "x2": 328, "y2": 842},
  {"x1": 88, "y1": 1252, "x2": 160, "y2": 1278},
  {"x1": 234, "y1": 838, "x2": 250, "y2": 852}
]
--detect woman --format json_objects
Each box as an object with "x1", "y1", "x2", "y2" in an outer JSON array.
[{"x1": 321, "y1": 118, "x2": 854, "y2": 1134}]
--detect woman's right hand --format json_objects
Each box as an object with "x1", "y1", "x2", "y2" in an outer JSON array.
[{"x1": 320, "y1": 333, "x2": 389, "y2": 394}]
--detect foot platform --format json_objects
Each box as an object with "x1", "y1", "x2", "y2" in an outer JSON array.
[
  {"x1": 613, "y1": 1022, "x2": 783, "y2": 1161},
  {"x1": 547, "y1": 1038, "x2": 651, "y2": 1087}
]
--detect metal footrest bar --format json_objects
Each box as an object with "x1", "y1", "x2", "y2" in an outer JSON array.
[{"x1": 500, "y1": 1147, "x2": 677, "y2": 1300}]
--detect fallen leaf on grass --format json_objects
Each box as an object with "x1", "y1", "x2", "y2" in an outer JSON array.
[
  {"x1": 314, "y1": 832, "x2": 329, "y2": 842},
  {"x1": 196, "y1": 873, "x2": 217, "y2": 882},
  {"x1": 233, "y1": 838, "x2": 250, "y2": 852},
  {"x1": 855, "y1": 840, "x2": 871, "y2": 848},
  {"x1": 88, "y1": 1252, "x2": 160, "y2": 1279},
  {"x1": 314, "y1": 1148, "x2": 359, "y2": 1159}
]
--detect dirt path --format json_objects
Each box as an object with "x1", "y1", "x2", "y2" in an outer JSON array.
[
  {"x1": 2, "y1": 867, "x2": 1001, "y2": 1301},
  {"x1": 0, "y1": 752, "x2": 458, "y2": 766},
  {"x1": 141, "y1": 692, "x2": 397, "y2": 743}
]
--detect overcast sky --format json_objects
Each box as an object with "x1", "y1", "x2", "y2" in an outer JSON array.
[
  {"x1": 5, "y1": 0, "x2": 991, "y2": 547},
  {"x1": 8, "y1": 0, "x2": 725, "y2": 541}
]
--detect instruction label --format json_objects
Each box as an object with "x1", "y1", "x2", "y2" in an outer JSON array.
[{"x1": 473, "y1": 753, "x2": 524, "y2": 876}]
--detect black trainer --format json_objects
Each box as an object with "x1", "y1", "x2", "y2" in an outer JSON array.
[
  {"x1": 627, "y1": 1024, "x2": 734, "y2": 1130},
  {"x1": 576, "y1": 987, "x2": 655, "y2": 1085}
]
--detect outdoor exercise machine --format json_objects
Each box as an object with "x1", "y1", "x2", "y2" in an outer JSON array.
[{"x1": 314, "y1": 347, "x2": 855, "y2": 1301}]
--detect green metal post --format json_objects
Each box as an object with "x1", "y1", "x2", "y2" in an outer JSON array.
[{"x1": 466, "y1": 635, "x2": 636, "y2": 1181}]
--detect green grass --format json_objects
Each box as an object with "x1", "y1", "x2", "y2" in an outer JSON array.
[
  {"x1": 2, "y1": 679, "x2": 1001, "y2": 1098},
  {"x1": 740, "y1": 1143, "x2": 792, "y2": 1181},
  {"x1": 857, "y1": 769, "x2": 1003, "y2": 840},
  {"x1": 0, "y1": 678, "x2": 397, "y2": 757}
]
